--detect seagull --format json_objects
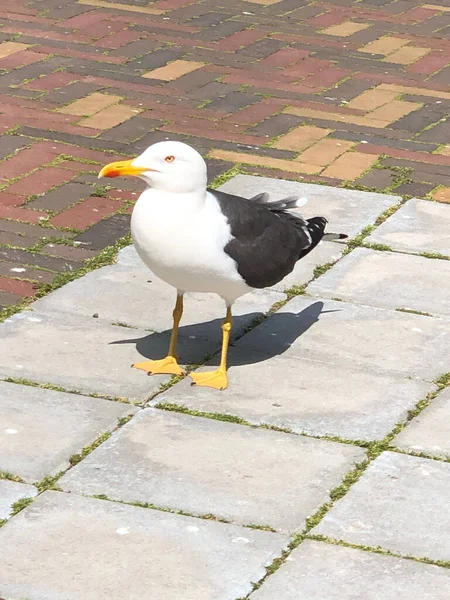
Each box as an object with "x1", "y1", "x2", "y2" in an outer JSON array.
[{"x1": 98, "y1": 141, "x2": 347, "y2": 390}]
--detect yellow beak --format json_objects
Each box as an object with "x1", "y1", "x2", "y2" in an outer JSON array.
[{"x1": 98, "y1": 159, "x2": 154, "y2": 179}]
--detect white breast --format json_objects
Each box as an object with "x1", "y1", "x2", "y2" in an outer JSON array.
[{"x1": 130, "y1": 189, "x2": 252, "y2": 303}]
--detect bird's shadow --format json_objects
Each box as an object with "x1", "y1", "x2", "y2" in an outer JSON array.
[{"x1": 111, "y1": 301, "x2": 338, "y2": 368}]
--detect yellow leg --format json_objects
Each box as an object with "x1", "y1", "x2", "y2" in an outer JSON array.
[
  {"x1": 189, "y1": 306, "x2": 232, "y2": 390},
  {"x1": 133, "y1": 294, "x2": 184, "y2": 376}
]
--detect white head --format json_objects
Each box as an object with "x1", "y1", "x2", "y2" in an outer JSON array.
[{"x1": 98, "y1": 140, "x2": 208, "y2": 194}]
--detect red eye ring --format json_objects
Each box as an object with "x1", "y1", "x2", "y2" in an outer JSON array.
[{"x1": 165, "y1": 155, "x2": 175, "y2": 163}]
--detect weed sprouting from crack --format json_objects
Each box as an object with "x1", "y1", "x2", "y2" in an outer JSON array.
[{"x1": 10, "y1": 496, "x2": 34, "y2": 516}]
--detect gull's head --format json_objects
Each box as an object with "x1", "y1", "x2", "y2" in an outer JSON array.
[{"x1": 98, "y1": 140, "x2": 207, "y2": 193}]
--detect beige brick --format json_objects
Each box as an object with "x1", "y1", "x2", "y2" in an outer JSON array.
[
  {"x1": 283, "y1": 107, "x2": 390, "y2": 128},
  {"x1": 358, "y1": 37, "x2": 409, "y2": 56},
  {"x1": 383, "y1": 46, "x2": 431, "y2": 65},
  {"x1": 58, "y1": 93, "x2": 122, "y2": 117},
  {"x1": 143, "y1": 60, "x2": 205, "y2": 81},
  {"x1": 297, "y1": 139, "x2": 355, "y2": 167},
  {"x1": 77, "y1": 0, "x2": 164, "y2": 14},
  {"x1": 209, "y1": 150, "x2": 323, "y2": 175},
  {"x1": 0, "y1": 42, "x2": 30, "y2": 58},
  {"x1": 347, "y1": 88, "x2": 399, "y2": 111},
  {"x1": 321, "y1": 152, "x2": 378, "y2": 180},
  {"x1": 367, "y1": 100, "x2": 422, "y2": 123},
  {"x1": 378, "y1": 83, "x2": 450, "y2": 101},
  {"x1": 432, "y1": 187, "x2": 450, "y2": 203},
  {"x1": 79, "y1": 105, "x2": 140, "y2": 129},
  {"x1": 322, "y1": 22, "x2": 370, "y2": 37},
  {"x1": 273, "y1": 125, "x2": 332, "y2": 152},
  {"x1": 423, "y1": 4, "x2": 450, "y2": 12}
]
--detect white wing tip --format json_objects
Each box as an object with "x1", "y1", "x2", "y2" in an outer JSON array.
[{"x1": 295, "y1": 197, "x2": 308, "y2": 208}]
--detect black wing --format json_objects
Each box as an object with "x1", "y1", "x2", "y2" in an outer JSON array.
[{"x1": 211, "y1": 189, "x2": 318, "y2": 288}]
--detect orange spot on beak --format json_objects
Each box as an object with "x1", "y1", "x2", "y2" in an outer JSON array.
[{"x1": 98, "y1": 159, "x2": 154, "y2": 179}]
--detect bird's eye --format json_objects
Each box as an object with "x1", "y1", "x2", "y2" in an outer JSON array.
[{"x1": 165, "y1": 155, "x2": 175, "y2": 163}]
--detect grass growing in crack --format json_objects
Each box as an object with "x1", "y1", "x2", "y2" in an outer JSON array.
[
  {"x1": 154, "y1": 402, "x2": 250, "y2": 425},
  {"x1": 10, "y1": 496, "x2": 34, "y2": 516},
  {"x1": 117, "y1": 414, "x2": 135, "y2": 427},
  {"x1": 306, "y1": 535, "x2": 450, "y2": 570},
  {"x1": 209, "y1": 164, "x2": 244, "y2": 189},
  {"x1": 69, "y1": 432, "x2": 112, "y2": 466},
  {"x1": 395, "y1": 307, "x2": 433, "y2": 317},
  {"x1": 0, "y1": 470, "x2": 23, "y2": 483},
  {"x1": 245, "y1": 523, "x2": 277, "y2": 533},
  {"x1": 35, "y1": 472, "x2": 64, "y2": 493},
  {"x1": 419, "y1": 251, "x2": 450, "y2": 261},
  {"x1": 91, "y1": 184, "x2": 111, "y2": 197},
  {"x1": 363, "y1": 242, "x2": 393, "y2": 252},
  {"x1": 313, "y1": 261, "x2": 336, "y2": 278}
]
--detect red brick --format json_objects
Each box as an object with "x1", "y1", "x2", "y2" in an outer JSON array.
[
  {"x1": 50, "y1": 197, "x2": 122, "y2": 229},
  {"x1": 57, "y1": 160, "x2": 99, "y2": 173},
  {"x1": 82, "y1": 20, "x2": 125, "y2": 39},
  {"x1": 1, "y1": 26, "x2": 92, "y2": 44},
  {"x1": 37, "y1": 141, "x2": 124, "y2": 164},
  {"x1": 0, "y1": 50, "x2": 45, "y2": 70},
  {"x1": 32, "y1": 45, "x2": 126, "y2": 64},
  {"x1": 400, "y1": 7, "x2": 440, "y2": 22},
  {"x1": 0, "y1": 192, "x2": 26, "y2": 207},
  {"x1": 261, "y1": 48, "x2": 311, "y2": 67},
  {"x1": 225, "y1": 101, "x2": 282, "y2": 126},
  {"x1": 407, "y1": 52, "x2": 450, "y2": 75},
  {"x1": 160, "y1": 122, "x2": 264, "y2": 146},
  {"x1": 281, "y1": 58, "x2": 333, "y2": 79},
  {"x1": 82, "y1": 76, "x2": 180, "y2": 96},
  {"x1": 5, "y1": 167, "x2": 73, "y2": 196},
  {"x1": 22, "y1": 72, "x2": 80, "y2": 91},
  {"x1": 301, "y1": 68, "x2": 352, "y2": 91},
  {"x1": 354, "y1": 144, "x2": 450, "y2": 167},
  {"x1": 0, "y1": 205, "x2": 48, "y2": 224},
  {"x1": 0, "y1": 147, "x2": 56, "y2": 181},
  {"x1": 0, "y1": 276, "x2": 36, "y2": 297},
  {"x1": 58, "y1": 10, "x2": 109, "y2": 29},
  {"x1": 216, "y1": 29, "x2": 266, "y2": 52},
  {"x1": 109, "y1": 15, "x2": 198, "y2": 33},
  {"x1": 94, "y1": 30, "x2": 143, "y2": 49}
]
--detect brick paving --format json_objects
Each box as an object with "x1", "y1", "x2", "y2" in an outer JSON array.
[{"x1": 1, "y1": 0, "x2": 450, "y2": 313}]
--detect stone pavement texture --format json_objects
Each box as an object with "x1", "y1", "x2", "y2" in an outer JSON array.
[
  {"x1": 1, "y1": 172, "x2": 450, "y2": 597},
  {"x1": 2, "y1": 0, "x2": 450, "y2": 314},
  {"x1": 1, "y1": 0, "x2": 450, "y2": 597}
]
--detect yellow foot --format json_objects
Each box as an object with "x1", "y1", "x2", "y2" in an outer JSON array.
[
  {"x1": 189, "y1": 369, "x2": 228, "y2": 391},
  {"x1": 132, "y1": 356, "x2": 184, "y2": 376}
]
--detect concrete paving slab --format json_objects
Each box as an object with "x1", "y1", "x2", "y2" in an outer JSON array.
[
  {"x1": 0, "y1": 305, "x2": 281, "y2": 401},
  {"x1": 393, "y1": 388, "x2": 450, "y2": 459},
  {"x1": 0, "y1": 491, "x2": 286, "y2": 600},
  {"x1": 307, "y1": 248, "x2": 450, "y2": 317},
  {"x1": 231, "y1": 296, "x2": 450, "y2": 381},
  {"x1": 366, "y1": 198, "x2": 450, "y2": 256},
  {"x1": 311, "y1": 452, "x2": 450, "y2": 561},
  {"x1": 252, "y1": 540, "x2": 450, "y2": 600},
  {"x1": 157, "y1": 356, "x2": 432, "y2": 441},
  {"x1": 0, "y1": 480, "x2": 37, "y2": 520},
  {"x1": 33, "y1": 246, "x2": 285, "y2": 332},
  {"x1": 59, "y1": 408, "x2": 365, "y2": 532},
  {"x1": 219, "y1": 175, "x2": 401, "y2": 238},
  {"x1": 0, "y1": 381, "x2": 138, "y2": 482}
]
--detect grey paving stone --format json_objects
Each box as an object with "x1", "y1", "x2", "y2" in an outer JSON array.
[
  {"x1": 0, "y1": 491, "x2": 286, "y2": 600},
  {"x1": 366, "y1": 198, "x2": 450, "y2": 256},
  {"x1": 393, "y1": 387, "x2": 450, "y2": 459},
  {"x1": 0, "y1": 311, "x2": 169, "y2": 401},
  {"x1": 0, "y1": 480, "x2": 37, "y2": 520},
  {"x1": 60, "y1": 408, "x2": 365, "y2": 532},
  {"x1": 230, "y1": 296, "x2": 450, "y2": 381},
  {"x1": 33, "y1": 245, "x2": 285, "y2": 332},
  {"x1": 158, "y1": 356, "x2": 433, "y2": 441},
  {"x1": 312, "y1": 452, "x2": 450, "y2": 561},
  {"x1": 307, "y1": 248, "x2": 450, "y2": 317},
  {"x1": 252, "y1": 540, "x2": 450, "y2": 600},
  {"x1": 219, "y1": 175, "x2": 401, "y2": 238},
  {"x1": 0, "y1": 381, "x2": 138, "y2": 482}
]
